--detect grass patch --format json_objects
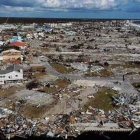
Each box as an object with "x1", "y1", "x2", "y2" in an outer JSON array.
[
  {"x1": 114, "y1": 56, "x2": 126, "y2": 61},
  {"x1": 34, "y1": 72, "x2": 47, "y2": 79},
  {"x1": 84, "y1": 87, "x2": 118, "y2": 112},
  {"x1": 110, "y1": 64, "x2": 135, "y2": 69},
  {"x1": 86, "y1": 69, "x2": 113, "y2": 77},
  {"x1": 32, "y1": 66, "x2": 46, "y2": 71},
  {"x1": 41, "y1": 48, "x2": 50, "y2": 52},
  {"x1": 2, "y1": 100, "x2": 16, "y2": 111},
  {"x1": 41, "y1": 78, "x2": 71, "y2": 93},
  {"x1": 110, "y1": 64, "x2": 123, "y2": 68},
  {"x1": 19, "y1": 104, "x2": 48, "y2": 118},
  {"x1": 50, "y1": 63, "x2": 74, "y2": 74},
  {"x1": 132, "y1": 82, "x2": 140, "y2": 88},
  {"x1": 0, "y1": 86, "x2": 24, "y2": 100},
  {"x1": 19, "y1": 100, "x2": 58, "y2": 118},
  {"x1": 53, "y1": 78, "x2": 71, "y2": 88},
  {"x1": 99, "y1": 69, "x2": 113, "y2": 77},
  {"x1": 32, "y1": 66, "x2": 47, "y2": 79}
]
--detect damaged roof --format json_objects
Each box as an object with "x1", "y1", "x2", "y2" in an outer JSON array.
[
  {"x1": 0, "y1": 64, "x2": 23, "y2": 75},
  {"x1": 8, "y1": 41, "x2": 25, "y2": 47},
  {"x1": 6, "y1": 64, "x2": 23, "y2": 71}
]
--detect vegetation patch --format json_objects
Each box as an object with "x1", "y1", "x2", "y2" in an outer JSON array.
[
  {"x1": 19, "y1": 100, "x2": 58, "y2": 118},
  {"x1": 34, "y1": 72, "x2": 47, "y2": 79},
  {"x1": 84, "y1": 87, "x2": 118, "y2": 112},
  {"x1": 86, "y1": 68, "x2": 113, "y2": 77},
  {"x1": 50, "y1": 63, "x2": 74, "y2": 73},
  {"x1": 0, "y1": 86, "x2": 24, "y2": 100},
  {"x1": 132, "y1": 82, "x2": 140, "y2": 89},
  {"x1": 110, "y1": 64, "x2": 135, "y2": 69},
  {"x1": 41, "y1": 78, "x2": 71, "y2": 93},
  {"x1": 32, "y1": 66, "x2": 46, "y2": 72},
  {"x1": 54, "y1": 78, "x2": 71, "y2": 88},
  {"x1": 19, "y1": 104, "x2": 48, "y2": 118}
]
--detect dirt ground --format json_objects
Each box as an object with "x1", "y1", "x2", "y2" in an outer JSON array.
[
  {"x1": 84, "y1": 87, "x2": 118, "y2": 112},
  {"x1": 19, "y1": 101, "x2": 58, "y2": 119},
  {"x1": 0, "y1": 86, "x2": 25, "y2": 100},
  {"x1": 50, "y1": 63, "x2": 74, "y2": 73}
]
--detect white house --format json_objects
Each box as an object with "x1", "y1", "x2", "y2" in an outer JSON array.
[
  {"x1": 0, "y1": 41, "x2": 4, "y2": 46},
  {"x1": 65, "y1": 31, "x2": 76, "y2": 36},
  {"x1": 26, "y1": 33, "x2": 33, "y2": 40},
  {"x1": 10, "y1": 35, "x2": 23, "y2": 43},
  {"x1": 0, "y1": 64, "x2": 23, "y2": 85},
  {"x1": 0, "y1": 24, "x2": 17, "y2": 30}
]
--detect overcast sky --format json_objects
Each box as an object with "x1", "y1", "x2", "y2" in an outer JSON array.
[{"x1": 0, "y1": 0, "x2": 140, "y2": 19}]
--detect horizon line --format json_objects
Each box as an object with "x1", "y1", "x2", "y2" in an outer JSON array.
[{"x1": 0, "y1": 17, "x2": 140, "y2": 20}]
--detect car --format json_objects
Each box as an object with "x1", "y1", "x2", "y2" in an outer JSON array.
[{"x1": 39, "y1": 55, "x2": 45, "y2": 58}]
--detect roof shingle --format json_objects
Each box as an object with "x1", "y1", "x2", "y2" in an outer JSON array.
[{"x1": 8, "y1": 42, "x2": 25, "y2": 47}]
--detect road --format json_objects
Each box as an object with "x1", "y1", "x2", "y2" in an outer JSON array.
[
  {"x1": 70, "y1": 123, "x2": 132, "y2": 132},
  {"x1": 42, "y1": 60, "x2": 122, "y2": 82},
  {"x1": 39, "y1": 57, "x2": 140, "y2": 83},
  {"x1": 44, "y1": 52, "x2": 140, "y2": 57}
]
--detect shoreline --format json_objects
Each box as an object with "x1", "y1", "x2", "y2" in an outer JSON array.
[{"x1": 129, "y1": 21, "x2": 140, "y2": 29}]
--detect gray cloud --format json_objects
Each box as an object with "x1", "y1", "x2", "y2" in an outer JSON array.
[{"x1": 0, "y1": 0, "x2": 139, "y2": 13}]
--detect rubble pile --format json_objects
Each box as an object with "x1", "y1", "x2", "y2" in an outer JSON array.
[
  {"x1": 0, "y1": 113, "x2": 79, "y2": 139},
  {"x1": 1, "y1": 90, "x2": 140, "y2": 139},
  {"x1": 1, "y1": 20, "x2": 140, "y2": 139}
]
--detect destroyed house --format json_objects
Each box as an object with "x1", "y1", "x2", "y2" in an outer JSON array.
[
  {"x1": 2, "y1": 49, "x2": 21, "y2": 63},
  {"x1": 0, "y1": 41, "x2": 4, "y2": 47},
  {"x1": 11, "y1": 35, "x2": 22, "y2": 43},
  {"x1": 7, "y1": 41, "x2": 26, "y2": 51},
  {"x1": 0, "y1": 64, "x2": 23, "y2": 85}
]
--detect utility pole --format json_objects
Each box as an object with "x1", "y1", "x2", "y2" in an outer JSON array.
[
  {"x1": 88, "y1": 59, "x2": 92, "y2": 76},
  {"x1": 2, "y1": 31, "x2": 4, "y2": 41},
  {"x1": 123, "y1": 75, "x2": 125, "y2": 81},
  {"x1": 6, "y1": 17, "x2": 9, "y2": 24}
]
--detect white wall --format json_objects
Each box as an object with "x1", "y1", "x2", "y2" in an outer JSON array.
[
  {"x1": 0, "y1": 71, "x2": 23, "y2": 82},
  {"x1": 0, "y1": 56, "x2": 3, "y2": 61},
  {"x1": 0, "y1": 80, "x2": 4, "y2": 85}
]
